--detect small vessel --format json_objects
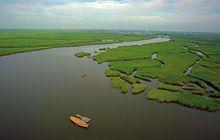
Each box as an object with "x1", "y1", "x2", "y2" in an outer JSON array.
[{"x1": 69, "y1": 114, "x2": 91, "y2": 128}]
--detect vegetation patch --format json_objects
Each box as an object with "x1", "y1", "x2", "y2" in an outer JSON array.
[
  {"x1": 120, "y1": 75, "x2": 141, "y2": 84},
  {"x1": 110, "y1": 77, "x2": 128, "y2": 93},
  {"x1": 159, "y1": 83, "x2": 182, "y2": 92},
  {"x1": 74, "y1": 52, "x2": 91, "y2": 58},
  {"x1": 132, "y1": 83, "x2": 147, "y2": 94},
  {"x1": 109, "y1": 59, "x2": 161, "y2": 75},
  {"x1": 105, "y1": 69, "x2": 121, "y2": 77},
  {"x1": 190, "y1": 65, "x2": 220, "y2": 91},
  {"x1": 133, "y1": 75, "x2": 151, "y2": 82},
  {"x1": 146, "y1": 89, "x2": 220, "y2": 112},
  {"x1": 182, "y1": 86, "x2": 206, "y2": 95}
]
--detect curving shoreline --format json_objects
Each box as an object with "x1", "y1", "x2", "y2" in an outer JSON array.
[{"x1": 0, "y1": 37, "x2": 169, "y2": 57}]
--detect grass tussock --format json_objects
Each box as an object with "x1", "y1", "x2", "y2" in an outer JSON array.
[{"x1": 132, "y1": 83, "x2": 147, "y2": 94}]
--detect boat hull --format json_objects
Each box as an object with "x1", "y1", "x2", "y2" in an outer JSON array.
[{"x1": 69, "y1": 116, "x2": 89, "y2": 128}]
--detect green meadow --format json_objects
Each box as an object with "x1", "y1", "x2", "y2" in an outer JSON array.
[{"x1": 0, "y1": 30, "x2": 153, "y2": 56}]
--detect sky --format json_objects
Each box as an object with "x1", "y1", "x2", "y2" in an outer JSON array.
[{"x1": 0, "y1": 0, "x2": 220, "y2": 32}]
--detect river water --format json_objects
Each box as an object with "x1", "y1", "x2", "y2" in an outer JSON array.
[{"x1": 0, "y1": 38, "x2": 219, "y2": 140}]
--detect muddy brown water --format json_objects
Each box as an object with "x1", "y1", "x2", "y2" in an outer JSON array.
[{"x1": 0, "y1": 38, "x2": 220, "y2": 140}]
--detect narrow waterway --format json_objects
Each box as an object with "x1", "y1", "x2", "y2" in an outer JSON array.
[{"x1": 184, "y1": 46, "x2": 206, "y2": 76}]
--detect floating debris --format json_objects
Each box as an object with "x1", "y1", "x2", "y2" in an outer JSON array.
[{"x1": 80, "y1": 73, "x2": 87, "y2": 78}]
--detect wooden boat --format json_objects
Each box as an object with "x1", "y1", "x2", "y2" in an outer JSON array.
[{"x1": 69, "y1": 114, "x2": 91, "y2": 128}]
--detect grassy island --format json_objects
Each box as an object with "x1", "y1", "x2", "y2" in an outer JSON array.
[
  {"x1": 74, "y1": 52, "x2": 91, "y2": 58},
  {"x1": 132, "y1": 83, "x2": 147, "y2": 94},
  {"x1": 110, "y1": 77, "x2": 128, "y2": 93}
]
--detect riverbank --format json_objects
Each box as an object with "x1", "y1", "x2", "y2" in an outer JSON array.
[{"x1": 0, "y1": 30, "x2": 154, "y2": 56}]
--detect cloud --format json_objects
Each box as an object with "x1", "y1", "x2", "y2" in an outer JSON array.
[
  {"x1": 47, "y1": 0, "x2": 165, "y2": 11},
  {"x1": 0, "y1": 0, "x2": 220, "y2": 32}
]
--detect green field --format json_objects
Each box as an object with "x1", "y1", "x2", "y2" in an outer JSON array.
[
  {"x1": 92, "y1": 32, "x2": 220, "y2": 111},
  {"x1": 0, "y1": 30, "x2": 153, "y2": 56}
]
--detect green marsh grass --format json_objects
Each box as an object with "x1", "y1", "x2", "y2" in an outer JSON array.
[
  {"x1": 132, "y1": 83, "x2": 147, "y2": 94},
  {"x1": 105, "y1": 69, "x2": 121, "y2": 77},
  {"x1": 74, "y1": 52, "x2": 91, "y2": 58},
  {"x1": 93, "y1": 33, "x2": 220, "y2": 111},
  {"x1": 120, "y1": 75, "x2": 141, "y2": 84},
  {"x1": 159, "y1": 83, "x2": 182, "y2": 92},
  {"x1": 110, "y1": 77, "x2": 128, "y2": 93},
  {"x1": 147, "y1": 89, "x2": 220, "y2": 111}
]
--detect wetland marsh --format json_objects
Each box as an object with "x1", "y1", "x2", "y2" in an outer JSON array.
[
  {"x1": 0, "y1": 31, "x2": 220, "y2": 140},
  {"x1": 92, "y1": 34, "x2": 220, "y2": 112}
]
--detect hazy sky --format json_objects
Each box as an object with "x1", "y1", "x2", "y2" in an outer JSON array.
[{"x1": 0, "y1": 0, "x2": 220, "y2": 32}]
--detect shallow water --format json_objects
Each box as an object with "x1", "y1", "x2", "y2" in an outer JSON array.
[
  {"x1": 184, "y1": 59, "x2": 201, "y2": 76},
  {"x1": 151, "y1": 53, "x2": 158, "y2": 59},
  {"x1": 0, "y1": 38, "x2": 220, "y2": 140}
]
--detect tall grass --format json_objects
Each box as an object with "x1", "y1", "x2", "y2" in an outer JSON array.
[
  {"x1": 110, "y1": 77, "x2": 128, "y2": 93},
  {"x1": 105, "y1": 69, "x2": 121, "y2": 77},
  {"x1": 147, "y1": 89, "x2": 220, "y2": 111}
]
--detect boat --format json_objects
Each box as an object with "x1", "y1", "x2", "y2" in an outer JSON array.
[{"x1": 69, "y1": 114, "x2": 91, "y2": 128}]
